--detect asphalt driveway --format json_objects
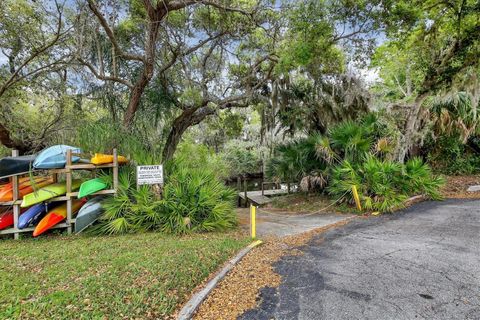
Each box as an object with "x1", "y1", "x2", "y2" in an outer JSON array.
[{"x1": 239, "y1": 199, "x2": 480, "y2": 320}]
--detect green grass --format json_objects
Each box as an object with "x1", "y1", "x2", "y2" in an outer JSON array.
[
  {"x1": 0, "y1": 232, "x2": 249, "y2": 319},
  {"x1": 268, "y1": 193, "x2": 358, "y2": 214}
]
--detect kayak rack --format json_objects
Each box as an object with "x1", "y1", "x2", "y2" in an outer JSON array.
[{"x1": 0, "y1": 149, "x2": 119, "y2": 239}]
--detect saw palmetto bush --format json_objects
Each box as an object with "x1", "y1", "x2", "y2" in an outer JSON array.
[
  {"x1": 328, "y1": 156, "x2": 444, "y2": 212},
  {"x1": 92, "y1": 167, "x2": 163, "y2": 234},
  {"x1": 266, "y1": 137, "x2": 326, "y2": 183},
  {"x1": 267, "y1": 112, "x2": 444, "y2": 211},
  {"x1": 93, "y1": 146, "x2": 237, "y2": 235},
  {"x1": 427, "y1": 92, "x2": 480, "y2": 174},
  {"x1": 159, "y1": 163, "x2": 237, "y2": 233}
]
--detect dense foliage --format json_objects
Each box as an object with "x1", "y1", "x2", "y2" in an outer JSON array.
[
  {"x1": 267, "y1": 114, "x2": 445, "y2": 212},
  {"x1": 93, "y1": 145, "x2": 237, "y2": 235}
]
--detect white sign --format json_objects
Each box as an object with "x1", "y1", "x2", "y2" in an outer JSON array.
[{"x1": 137, "y1": 165, "x2": 164, "y2": 186}]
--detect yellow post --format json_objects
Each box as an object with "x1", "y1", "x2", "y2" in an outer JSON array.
[
  {"x1": 250, "y1": 205, "x2": 256, "y2": 239},
  {"x1": 352, "y1": 185, "x2": 362, "y2": 211}
]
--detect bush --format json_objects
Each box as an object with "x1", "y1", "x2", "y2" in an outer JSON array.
[
  {"x1": 94, "y1": 167, "x2": 162, "y2": 234},
  {"x1": 266, "y1": 136, "x2": 326, "y2": 183},
  {"x1": 328, "y1": 157, "x2": 444, "y2": 212},
  {"x1": 159, "y1": 164, "x2": 237, "y2": 233},
  {"x1": 426, "y1": 135, "x2": 480, "y2": 175},
  {"x1": 93, "y1": 152, "x2": 237, "y2": 235},
  {"x1": 221, "y1": 140, "x2": 265, "y2": 177}
]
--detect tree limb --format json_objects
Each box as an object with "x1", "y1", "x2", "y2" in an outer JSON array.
[
  {"x1": 86, "y1": 0, "x2": 145, "y2": 63},
  {"x1": 77, "y1": 57, "x2": 134, "y2": 88}
]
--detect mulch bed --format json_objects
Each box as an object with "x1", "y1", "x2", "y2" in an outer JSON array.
[{"x1": 440, "y1": 175, "x2": 480, "y2": 198}]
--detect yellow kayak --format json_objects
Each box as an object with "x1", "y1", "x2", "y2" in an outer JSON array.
[{"x1": 91, "y1": 153, "x2": 128, "y2": 165}]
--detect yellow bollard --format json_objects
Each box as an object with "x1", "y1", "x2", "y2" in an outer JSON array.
[
  {"x1": 351, "y1": 185, "x2": 362, "y2": 211},
  {"x1": 250, "y1": 205, "x2": 256, "y2": 239}
]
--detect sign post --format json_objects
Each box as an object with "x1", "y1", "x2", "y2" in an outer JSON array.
[{"x1": 136, "y1": 165, "x2": 164, "y2": 197}]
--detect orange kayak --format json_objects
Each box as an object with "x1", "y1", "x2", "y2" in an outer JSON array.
[
  {"x1": 91, "y1": 153, "x2": 128, "y2": 165},
  {"x1": 0, "y1": 177, "x2": 54, "y2": 202},
  {"x1": 33, "y1": 199, "x2": 86, "y2": 237}
]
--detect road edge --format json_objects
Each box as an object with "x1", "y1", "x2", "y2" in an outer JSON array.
[{"x1": 177, "y1": 239, "x2": 263, "y2": 320}]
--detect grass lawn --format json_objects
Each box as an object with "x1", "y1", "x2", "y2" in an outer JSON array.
[{"x1": 0, "y1": 231, "x2": 249, "y2": 319}]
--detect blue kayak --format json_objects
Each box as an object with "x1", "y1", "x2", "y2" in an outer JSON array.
[
  {"x1": 33, "y1": 145, "x2": 82, "y2": 169},
  {"x1": 18, "y1": 203, "x2": 52, "y2": 229}
]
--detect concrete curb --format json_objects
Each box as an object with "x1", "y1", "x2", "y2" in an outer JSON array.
[{"x1": 177, "y1": 239, "x2": 263, "y2": 320}]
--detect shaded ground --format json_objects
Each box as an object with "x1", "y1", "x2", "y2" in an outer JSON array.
[
  {"x1": 265, "y1": 193, "x2": 355, "y2": 214},
  {"x1": 240, "y1": 199, "x2": 480, "y2": 319},
  {"x1": 441, "y1": 175, "x2": 480, "y2": 198}
]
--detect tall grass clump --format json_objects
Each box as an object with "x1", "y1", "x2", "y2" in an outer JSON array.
[{"x1": 74, "y1": 118, "x2": 162, "y2": 164}]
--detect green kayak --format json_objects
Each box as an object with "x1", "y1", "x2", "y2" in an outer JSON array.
[
  {"x1": 21, "y1": 180, "x2": 82, "y2": 207},
  {"x1": 77, "y1": 178, "x2": 108, "y2": 198}
]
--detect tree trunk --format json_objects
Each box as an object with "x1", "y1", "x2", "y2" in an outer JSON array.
[
  {"x1": 395, "y1": 93, "x2": 429, "y2": 162},
  {"x1": 123, "y1": 73, "x2": 151, "y2": 126},
  {"x1": 0, "y1": 122, "x2": 30, "y2": 154},
  {"x1": 162, "y1": 106, "x2": 216, "y2": 162},
  {"x1": 122, "y1": 8, "x2": 162, "y2": 127}
]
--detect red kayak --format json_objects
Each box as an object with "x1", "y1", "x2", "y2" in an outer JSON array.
[
  {"x1": 0, "y1": 208, "x2": 27, "y2": 230},
  {"x1": 33, "y1": 199, "x2": 86, "y2": 237}
]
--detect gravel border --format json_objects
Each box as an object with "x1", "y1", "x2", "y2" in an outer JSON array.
[{"x1": 177, "y1": 240, "x2": 263, "y2": 320}]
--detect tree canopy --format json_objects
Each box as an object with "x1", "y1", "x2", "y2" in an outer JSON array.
[{"x1": 0, "y1": 0, "x2": 479, "y2": 165}]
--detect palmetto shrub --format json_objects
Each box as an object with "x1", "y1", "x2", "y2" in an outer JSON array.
[
  {"x1": 267, "y1": 113, "x2": 444, "y2": 212},
  {"x1": 159, "y1": 165, "x2": 237, "y2": 233},
  {"x1": 328, "y1": 157, "x2": 444, "y2": 212},
  {"x1": 93, "y1": 167, "x2": 163, "y2": 234},
  {"x1": 93, "y1": 158, "x2": 237, "y2": 235},
  {"x1": 266, "y1": 138, "x2": 326, "y2": 183}
]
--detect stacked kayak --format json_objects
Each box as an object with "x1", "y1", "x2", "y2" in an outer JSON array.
[
  {"x1": 18, "y1": 203, "x2": 54, "y2": 229},
  {"x1": 0, "y1": 155, "x2": 36, "y2": 178},
  {"x1": 78, "y1": 178, "x2": 108, "y2": 198},
  {"x1": 75, "y1": 196, "x2": 105, "y2": 233},
  {"x1": 91, "y1": 153, "x2": 128, "y2": 165},
  {"x1": 0, "y1": 176, "x2": 53, "y2": 202},
  {"x1": 21, "y1": 180, "x2": 83, "y2": 207},
  {"x1": 0, "y1": 145, "x2": 125, "y2": 237},
  {"x1": 33, "y1": 199, "x2": 86, "y2": 237},
  {"x1": 0, "y1": 208, "x2": 14, "y2": 230},
  {"x1": 33, "y1": 145, "x2": 81, "y2": 169},
  {"x1": 0, "y1": 208, "x2": 27, "y2": 230}
]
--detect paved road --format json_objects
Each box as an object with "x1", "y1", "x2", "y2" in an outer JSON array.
[
  {"x1": 236, "y1": 208, "x2": 354, "y2": 237},
  {"x1": 239, "y1": 199, "x2": 480, "y2": 319}
]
